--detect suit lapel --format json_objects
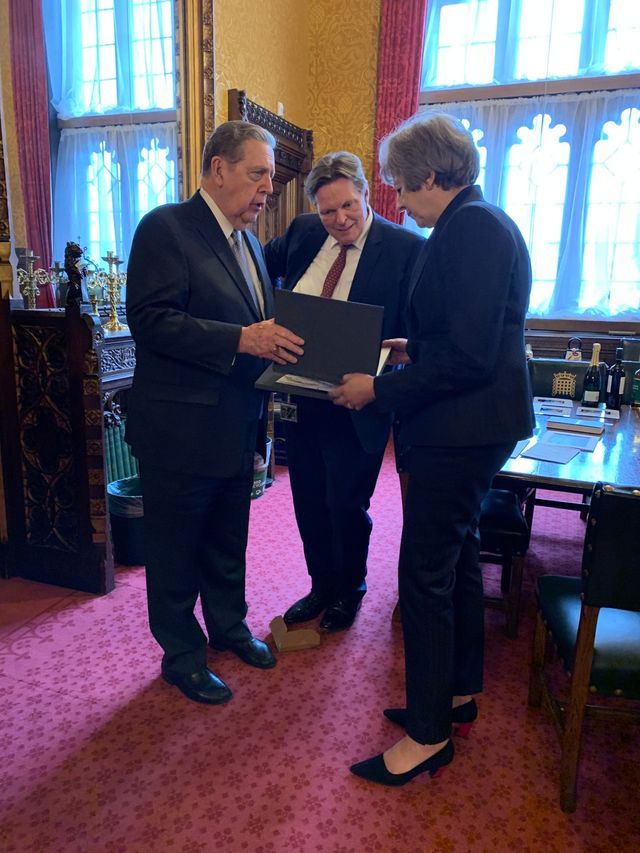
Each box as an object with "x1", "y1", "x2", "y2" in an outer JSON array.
[
  {"x1": 187, "y1": 193, "x2": 262, "y2": 320},
  {"x1": 407, "y1": 239, "x2": 431, "y2": 305},
  {"x1": 348, "y1": 214, "x2": 384, "y2": 303}
]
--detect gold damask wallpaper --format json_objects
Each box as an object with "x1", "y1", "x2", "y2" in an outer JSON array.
[
  {"x1": 307, "y1": 0, "x2": 381, "y2": 183},
  {"x1": 214, "y1": 0, "x2": 309, "y2": 129},
  {"x1": 214, "y1": 0, "x2": 381, "y2": 184}
]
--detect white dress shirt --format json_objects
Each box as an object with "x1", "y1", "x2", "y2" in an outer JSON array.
[{"x1": 293, "y1": 208, "x2": 374, "y2": 300}]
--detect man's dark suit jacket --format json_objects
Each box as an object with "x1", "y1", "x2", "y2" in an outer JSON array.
[
  {"x1": 264, "y1": 212, "x2": 424, "y2": 453},
  {"x1": 126, "y1": 191, "x2": 273, "y2": 477},
  {"x1": 374, "y1": 185, "x2": 535, "y2": 449}
]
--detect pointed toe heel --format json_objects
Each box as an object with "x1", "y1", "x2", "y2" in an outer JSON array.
[{"x1": 350, "y1": 740, "x2": 454, "y2": 787}]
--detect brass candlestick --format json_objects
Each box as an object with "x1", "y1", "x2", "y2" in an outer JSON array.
[
  {"x1": 50, "y1": 260, "x2": 66, "y2": 307},
  {"x1": 17, "y1": 250, "x2": 41, "y2": 309},
  {"x1": 101, "y1": 251, "x2": 128, "y2": 332}
]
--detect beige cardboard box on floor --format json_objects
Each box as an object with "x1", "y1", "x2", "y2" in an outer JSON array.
[{"x1": 269, "y1": 616, "x2": 320, "y2": 651}]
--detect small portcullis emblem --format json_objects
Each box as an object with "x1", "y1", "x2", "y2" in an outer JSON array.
[{"x1": 552, "y1": 371, "x2": 577, "y2": 399}]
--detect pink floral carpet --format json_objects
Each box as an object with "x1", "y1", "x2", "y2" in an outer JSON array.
[{"x1": 1, "y1": 450, "x2": 639, "y2": 852}]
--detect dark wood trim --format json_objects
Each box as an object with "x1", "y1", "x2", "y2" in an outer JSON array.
[
  {"x1": 420, "y1": 73, "x2": 640, "y2": 105},
  {"x1": 526, "y1": 319, "x2": 640, "y2": 334},
  {"x1": 57, "y1": 110, "x2": 177, "y2": 130}
]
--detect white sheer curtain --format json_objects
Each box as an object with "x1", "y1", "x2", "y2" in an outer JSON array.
[
  {"x1": 437, "y1": 90, "x2": 640, "y2": 319},
  {"x1": 52, "y1": 123, "x2": 177, "y2": 265}
]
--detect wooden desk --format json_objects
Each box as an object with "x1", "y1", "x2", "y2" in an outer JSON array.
[{"x1": 500, "y1": 405, "x2": 640, "y2": 510}]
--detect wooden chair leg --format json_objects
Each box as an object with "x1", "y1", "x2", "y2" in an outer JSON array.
[
  {"x1": 528, "y1": 610, "x2": 547, "y2": 707},
  {"x1": 559, "y1": 605, "x2": 598, "y2": 812}
]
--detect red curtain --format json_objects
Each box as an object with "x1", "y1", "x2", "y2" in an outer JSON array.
[
  {"x1": 373, "y1": 0, "x2": 428, "y2": 223},
  {"x1": 10, "y1": 0, "x2": 55, "y2": 307}
]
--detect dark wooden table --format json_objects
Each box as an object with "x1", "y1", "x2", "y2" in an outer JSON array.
[{"x1": 499, "y1": 404, "x2": 640, "y2": 510}]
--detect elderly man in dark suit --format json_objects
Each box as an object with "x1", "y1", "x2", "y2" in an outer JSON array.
[
  {"x1": 265, "y1": 152, "x2": 423, "y2": 632},
  {"x1": 126, "y1": 121, "x2": 303, "y2": 705}
]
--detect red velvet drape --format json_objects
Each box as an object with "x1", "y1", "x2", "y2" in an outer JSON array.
[
  {"x1": 373, "y1": 0, "x2": 428, "y2": 222},
  {"x1": 10, "y1": 0, "x2": 55, "y2": 307}
]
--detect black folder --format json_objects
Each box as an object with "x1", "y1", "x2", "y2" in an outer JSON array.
[{"x1": 255, "y1": 289, "x2": 385, "y2": 399}]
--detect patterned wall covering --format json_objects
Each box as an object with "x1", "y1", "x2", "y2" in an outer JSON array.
[
  {"x1": 307, "y1": 0, "x2": 381, "y2": 184},
  {"x1": 214, "y1": 0, "x2": 309, "y2": 129},
  {"x1": 214, "y1": 0, "x2": 381, "y2": 185}
]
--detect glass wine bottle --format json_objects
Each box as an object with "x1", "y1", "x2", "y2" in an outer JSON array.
[
  {"x1": 581, "y1": 342, "x2": 602, "y2": 408},
  {"x1": 605, "y1": 347, "x2": 626, "y2": 410},
  {"x1": 632, "y1": 366, "x2": 640, "y2": 407}
]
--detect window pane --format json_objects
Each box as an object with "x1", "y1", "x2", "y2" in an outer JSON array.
[
  {"x1": 504, "y1": 115, "x2": 570, "y2": 315},
  {"x1": 424, "y1": 0, "x2": 498, "y2": 87},
  {"x1": 422, "y1": 0, "x2": 640, "y2": 89},
  {"x1": 138, "y1": 137, "x2": 177, "y2": 212},
  {"x1": 582, "y1": 108, "x2": 640, "y2": 315},
  {"x1": 605, "y1": 0, "x2": 640, "y2": 73},
  {"x1": 516, "y1": 0, "x2": 585, "y2": 80}
]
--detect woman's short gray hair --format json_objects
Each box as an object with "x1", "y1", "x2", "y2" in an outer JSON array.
[
  {"x1": 305, "y1": 151, "x2": 368, "y2": 202},
  {"x1": 379, "y1": 112, "x2": 479, "y2": 192},
  {"x1": 201, "y1": 121, "x2": 276, "y2": 175}
]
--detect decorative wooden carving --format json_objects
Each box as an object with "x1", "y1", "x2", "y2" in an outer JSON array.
[
  {"x1": 176, "y1": 0, "x2": 216, "y2": 198},
  {"x1": 13, "y1": 323, "x2": 78, "y2": 551},
  {"x1": 3, "y1": 301, "x2": 137, "y2": 593},
  {"x1": 228, "y1": 89, "x2": 314, "y2": 245}
]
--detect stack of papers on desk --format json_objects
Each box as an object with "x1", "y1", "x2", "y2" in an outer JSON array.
[
  {"x1": 533, "y1": 397, "x2": 573, "y2": 417},
  {"x1": 546, "y1": 417, "x2": 604, "y2": 435},
  {"x1": 540, "y1": 430, "x2": 600, "y2": 451},
  {"x1": 521, "y1": 443, "x2": 581, "y2": 464}
]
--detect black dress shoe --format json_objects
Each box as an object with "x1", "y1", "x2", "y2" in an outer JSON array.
[
  {"x1": 210, "y1": 636, "x2": 276, "y2": 669},
  {"x1": 283, "y1": 590, "x2": 329, "y2": 625},
  {"x1": 350, "y1": 740, "x2": 454, "y2": 787},
  {"x1": 162, "y1": 667, "x2": 232, "y2": 705},
  {"x1": 384, "y1": 698, "x2": 478, "y2": 737},
  {"x1": 320, "y1": 596, "x2": 362, "y2": 632}
]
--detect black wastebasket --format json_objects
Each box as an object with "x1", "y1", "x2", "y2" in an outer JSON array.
[{"x1": 107, "y1": 476, "x2": 145, "y2": 565}]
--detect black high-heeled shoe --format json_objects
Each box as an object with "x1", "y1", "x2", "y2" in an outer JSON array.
[
  {"x1": 350, "y1": 739, "x2": 454, "y2": 787},
  {"x1": 384, "y1": 698, "x2": 478, "y2": 738}
]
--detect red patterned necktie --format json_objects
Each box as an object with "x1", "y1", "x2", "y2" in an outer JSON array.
[{"x1": 320, "y1": 244, "x2": 351, "y2": 298}]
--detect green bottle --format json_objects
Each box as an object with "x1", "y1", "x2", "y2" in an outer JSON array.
[
  {"x1": 632, "y1": 366, "x2": 640, "y2": 407},
  {"x1": 582, "y1": 343, "x2": 602, "y2": 408}
]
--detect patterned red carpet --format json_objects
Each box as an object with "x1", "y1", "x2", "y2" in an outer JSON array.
[{"x1": 1, "y1": 450, "x2": 639, "y2": 852}]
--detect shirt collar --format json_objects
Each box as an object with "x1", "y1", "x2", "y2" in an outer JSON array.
[{"x1": 199, "y1": 187, "x2": 236, "y2": 241}]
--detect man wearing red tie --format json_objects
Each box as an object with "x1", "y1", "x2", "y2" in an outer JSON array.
[{"x1": 265, "y1": 152, "x2": 423, "y2": 632}]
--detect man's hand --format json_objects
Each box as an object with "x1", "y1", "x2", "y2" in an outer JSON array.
[
  {"x1": 238, "y1": 318, "x2": 304, "y2": 364},
  {"x1": 329, "y1": 373, "x2": 375, "y2": 410},
  {"x1": 382, "y1": 338, "x2": 411, "y2": 366}
]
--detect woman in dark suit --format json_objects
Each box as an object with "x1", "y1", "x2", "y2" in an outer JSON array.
[{"x1": 330, "y1": 113, "x2": 534, "y2": 785}]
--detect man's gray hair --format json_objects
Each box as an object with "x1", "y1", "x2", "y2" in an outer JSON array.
[
  {"x1": 304, "y1": 151, "x2": 368, "y2": 202},
  {"x1": 379, "y1": 112, "x2": 479, "y2": 192},
  {"x1": 201, "y1": 120, "x2": 276, "y2": 175}
]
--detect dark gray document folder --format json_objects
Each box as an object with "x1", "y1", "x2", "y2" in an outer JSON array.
[{"x1": 255, "y1": 289, "x2": 384, "y2": 398}]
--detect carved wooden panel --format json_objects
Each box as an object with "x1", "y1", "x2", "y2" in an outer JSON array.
[
  {"x1": 13, "y1": 323, "x2": 79, "y2": 551},
  {"x1": 228, "y1": 89, "x2": 313, "y2": 244}
]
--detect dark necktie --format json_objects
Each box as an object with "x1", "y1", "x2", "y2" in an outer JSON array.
[
  {"x1": 321, "y1": 244, "x2": 351, "y2": 298},
  {"x1": 230, "y1": 230, "x2": 262, "y2": 315}
]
